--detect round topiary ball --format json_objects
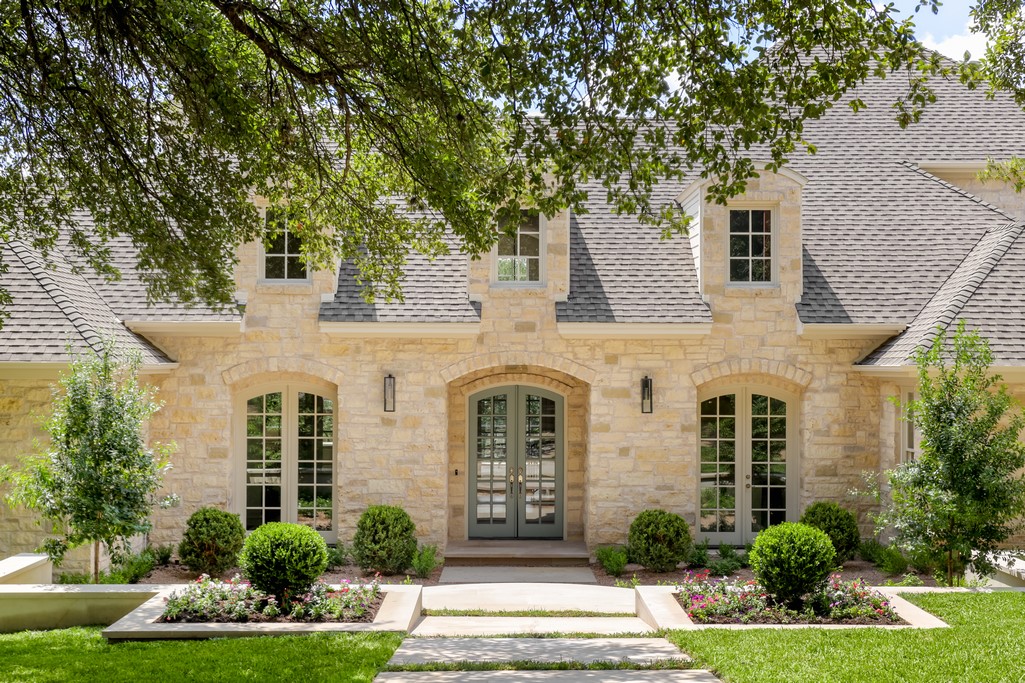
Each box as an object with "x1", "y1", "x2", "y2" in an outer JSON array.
[
  {"x1": 352, "y1": 505, "x2": 417, "y2": 575},
  {"x1": 627, "y1": 509, "x2": 693, "y2": 572},
  {"x1": 749, "y1": 522, "x2": 836, "y2": 608},
  {"x1": 238, "y1": 522, "x2": 328, "y2": 602},
  {"x1": 177, "y1": 507, "x2": 245, "y2": 576},
  {"x1": 799, "y1": 501, "x2": 860, "y2": 564}
]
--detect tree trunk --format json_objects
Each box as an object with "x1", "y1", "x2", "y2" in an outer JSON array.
[{"x1": 93, "y1": 541, "x2": 100, "y2": 584}]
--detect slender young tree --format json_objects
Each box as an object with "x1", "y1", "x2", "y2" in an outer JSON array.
[
  {"x1": 883, "y1": 322, "x2": 1025, "y2": 586},
  {"x1": 0, "y1": 343, "x2": 178, "y2": 581}
]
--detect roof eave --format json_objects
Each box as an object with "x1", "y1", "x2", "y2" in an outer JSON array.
[
  {"x1": 317, "y1": 321, "x2": 481, "y2": 338},
  {"x1": 557, "y1": 322, "x2": 713, "y2": 339},
  {"x1": 798, "y1": 323, "x2": 907, "y2": 339}
]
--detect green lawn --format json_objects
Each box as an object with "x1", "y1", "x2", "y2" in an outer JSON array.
[
  {"x1": 0, "y1": 628, "x2": 403, "y2": 683},
  {"x1": 668, "y1": 592, "x2": 1025, "y2": 683}
]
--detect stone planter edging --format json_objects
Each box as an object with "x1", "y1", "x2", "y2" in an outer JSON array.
[
  {"x1": 102, "y1": 583, "x2": 422, "y2": 642},
  {"x1": 632, "y1": 585, "x2": 982, "y2": 631}
]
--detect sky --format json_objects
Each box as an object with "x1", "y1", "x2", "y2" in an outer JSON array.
[{"x1": 888, "y1": 1, "x2": 989, "y2": 60}]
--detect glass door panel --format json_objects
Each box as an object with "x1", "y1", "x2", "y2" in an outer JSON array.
[
  {"x1": 698, "y1": 395, "x2": 737, "y2": 539},
  {"x1": 469, "y1": 386, "x2": 563, "y2": 539},
  {"x1": 469, "y1": 392, "x2": 515, "y2": 537},
  {"x1": 749, "y1": 394, "x2": 787, "y2": 534},
  {"x1": 698, "y1": 390, "x2": 793, "y2": 545},
  {"x1": 245, "y1": 392, "x2": 283, "y2": 529}
]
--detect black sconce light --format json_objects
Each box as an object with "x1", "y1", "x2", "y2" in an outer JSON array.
[
  {"x1": 384, "y1": 374, "x2": 396, "y2": 412},
  {"x1": 641, "y1": 375, "x2": 653, "y2": 414}
]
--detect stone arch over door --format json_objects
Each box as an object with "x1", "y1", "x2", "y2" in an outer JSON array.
[{"x1": 447, "y1": 365, "x2": 590, "y2": 543}]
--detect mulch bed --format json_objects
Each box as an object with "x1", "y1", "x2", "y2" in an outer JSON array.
[
  {"x1": 591, "y1": 559, "x2": 938, "y2": 587},
  {"x1": 140, "y1": 564, "x2": 443, "y2": 586}
]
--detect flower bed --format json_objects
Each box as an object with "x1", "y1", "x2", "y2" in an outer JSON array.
[
  {"x1": 160, "y1": 574, "x2": 383, "y2": 623},
  {"x1": 676, "y1": 570, "x2": 903, "y2": 625}
]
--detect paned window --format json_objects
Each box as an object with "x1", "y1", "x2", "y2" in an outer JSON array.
[
  {"x1": 496, "y1": 213, "x2": 542, "y2": 282},
  {"x1": 728, "y1": 209, "x2": 773, "y2": 283},
  {"x1": 264, "y1": 211, "x2": 309, "y2": 280},
  {"x1": 242, "y1": 386, "x2": 334, "y2": 539}
]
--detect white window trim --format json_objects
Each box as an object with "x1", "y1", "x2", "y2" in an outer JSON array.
[
  {"x1": 233, "y1": 380, "x2": 338, "y2": 542},
  {"x1": 695, "y1": 384, "x2": 800, "y2": 545},
  {"x1": 258, "y1": 208, "x2": 312, "y2": 284},
  {"x1": 900, "y1": 389, "x2": 922, "y2": 463},
  {"x1": 491, "y1": 213, "x2": 547, "y2": 287},
  {"x1": 724, "y1": 204, "x2": 779, "y2": 288}
]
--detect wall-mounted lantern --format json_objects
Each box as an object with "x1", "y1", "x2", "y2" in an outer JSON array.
[
  {"x1": 641, "y1": 375, "x2": 653, "y2": 414},
  {"x1": 384, "y1": 374, "x2": 396, "y2": 412}
]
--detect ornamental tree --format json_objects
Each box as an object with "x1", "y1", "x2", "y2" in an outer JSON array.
[
  {"x1": 0, "y1": 0, "x2": 990, "y2": 319},
  {"x1": 0, "y1": 343, "x2": 178, "y2": 581},
  {"x1": 883, "y1": 321, "x2": 1025, "y2": 586}
]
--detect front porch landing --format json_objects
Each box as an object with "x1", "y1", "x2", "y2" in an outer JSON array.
[{"x1": 444, "y1": 540, "x2": 589, "y2": 567}]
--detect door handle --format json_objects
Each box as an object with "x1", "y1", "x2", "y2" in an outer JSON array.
[{"x1": 518, "y1": 467, "x2": 524, "y2": 494}]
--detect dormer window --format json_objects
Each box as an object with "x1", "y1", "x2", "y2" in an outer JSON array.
[
  {"x1": 263, "y1": 210, "x2": 309, "y2": 281},
  {"x1": 728, "y1": 209, "x2": 774, "y2": 284},
  {"x1": 495, "y1": 213, "x2": 542, "y2": 284}
]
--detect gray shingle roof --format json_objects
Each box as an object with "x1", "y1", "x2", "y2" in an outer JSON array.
[
  {"x1": 0, "y1": 240, "x2": 170, "y2": 365},
  {"x1": 320, "y1": 226, "x2": 481, "y2": 323},
  {"x1": 860, "y1": 221, "x2": 1025, "y2": 366},
  {"x1": 556, "y1": 181, "x2": 711, "y2": 323}
]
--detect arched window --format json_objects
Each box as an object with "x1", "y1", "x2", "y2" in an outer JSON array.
[
  {"x1": 237, "y1": 383, "x2": 336, "y2": 541},
  {"x1": 698, "y1": 387, "x2": 798, "y2": 545}
]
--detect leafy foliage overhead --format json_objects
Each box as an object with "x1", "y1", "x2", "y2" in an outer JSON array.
[{"x1": 0, "y1": 0, "x2": 1006, "y2": 311}]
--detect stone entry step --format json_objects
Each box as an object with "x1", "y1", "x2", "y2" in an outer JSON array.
[
  {"x1": 444, "y1": 541, "x2": 590, "y2": 567},
  {"x1": 411, "y1": 617, "x2": 654, "y2": 637},
  {"x1": 438, "y1": 567, "x2": 597, "y2": 584},
  {"x1": 376, "y1": 672, "x2": 721, "y2": 682},
  {"x1": 388, "y1": 637, "x2": 691, "y2": 666}
]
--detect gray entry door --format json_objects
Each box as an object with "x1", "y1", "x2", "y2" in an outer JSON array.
[{"x1": 469, "y1": 386, "x2": 564, "y2": 539}]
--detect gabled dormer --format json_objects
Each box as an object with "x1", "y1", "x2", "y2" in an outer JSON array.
[{"x1": 678, "y1": 167, "x2": 807, "y2": 307}]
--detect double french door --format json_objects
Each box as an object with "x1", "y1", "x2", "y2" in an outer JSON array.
[
  {"x1": 699, "y1": 389, "x2": 796, "y2": 545},
  {"x1": 469, "y1": 386, "x2": 564, "y2": 539}
]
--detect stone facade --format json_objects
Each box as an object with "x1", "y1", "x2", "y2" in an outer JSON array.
[{"x1": 2, "y1": 170, "x2": 1024, "y2": 563}]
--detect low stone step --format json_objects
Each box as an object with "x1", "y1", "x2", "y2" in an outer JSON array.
[
  {"x1": 438, "y1": 567, "x2": 596, "y2": 584},
  {"x1": 376, "y1": 671, "x2": 721, "y2": 682},
  {"x1": 444, "y1": 541, "x2": 590, "y2": 567},
  {"x1": 422, "y1": 584, "x2": 634, "y2": 613},
  {"x1": 388, "y1": 637, "x2": 690, "y2": 666},
  {"x1": 410, "y1": 617, "x2": 653, "y2": 637}
]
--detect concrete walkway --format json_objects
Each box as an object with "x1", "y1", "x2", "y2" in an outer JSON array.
[{"x1": 373, "y1": 581, "x2": 720, "y2": 682}]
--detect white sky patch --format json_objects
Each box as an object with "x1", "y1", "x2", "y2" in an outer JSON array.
[{"x1": 919, "y1": 22, "x2": 990, "y2": 61}]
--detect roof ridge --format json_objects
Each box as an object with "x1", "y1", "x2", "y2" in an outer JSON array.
[
  {"x1": 899, "y1": 161, "x2": 1016, "y2": 222},
  {"x1": 7, "y1": 240, "x2": 107, "y2": 355},
  {"x1": 915, "y1": 221, "x2": 1025, "y2": 353},
  {"x1": 860, "y1": 220, "x2": 1025, "y2": 366}
]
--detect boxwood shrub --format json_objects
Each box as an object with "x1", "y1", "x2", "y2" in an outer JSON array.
[
  {"x1": 749, "y1": 522, "x2": 836, "y2": 608},
  {"x1": 177, "y1": 507, "x2": 245, "y2": 576},
  {"x1": 237, "y1": 522, "x2": 328, "y2": 602},
  {"x1": 627, "y1": 509, "x2": 692, "y2": 572},
  {"x1": 352, "y1": 505, "x2": 417, "y2": 575},
  {"x1": 799, "y1": 501, "x2": 860, "y2": 563}
]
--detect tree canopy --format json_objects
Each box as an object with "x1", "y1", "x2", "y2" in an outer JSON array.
[{"x1": 0, "y1": 0, "x2": 1019, "y2": 313}]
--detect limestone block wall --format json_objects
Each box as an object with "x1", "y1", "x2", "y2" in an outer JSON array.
[
  {"x1": 0, "y1": 378, "x2": 120, "y2": 574},
  {"x1": 3, "y1": 172, "x2": 955, "y2": 557}
]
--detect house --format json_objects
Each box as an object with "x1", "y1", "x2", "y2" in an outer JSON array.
[{"x1": 2, "y1": 65, "x2": 1025, "y2": 571}]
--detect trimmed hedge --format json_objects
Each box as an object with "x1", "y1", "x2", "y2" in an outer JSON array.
[
  {"x1": 627, "y1": 509, "x2": 692, "y2": 572},
  {"x1": 352, "y1": 505, "x2": 417, "y2": 575},
  {"x1": 749, "y1": 522, "x2": 836, "y2": 608},
  {"x1": 237, "y1": 522, "x2": 328, "y2": 602},
  {"x1": 177, "y1": 507, "x2": 245, "y2": 576},
  {"x1": 799, "y1": 501, "x2": 860, "y2": 563}
]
